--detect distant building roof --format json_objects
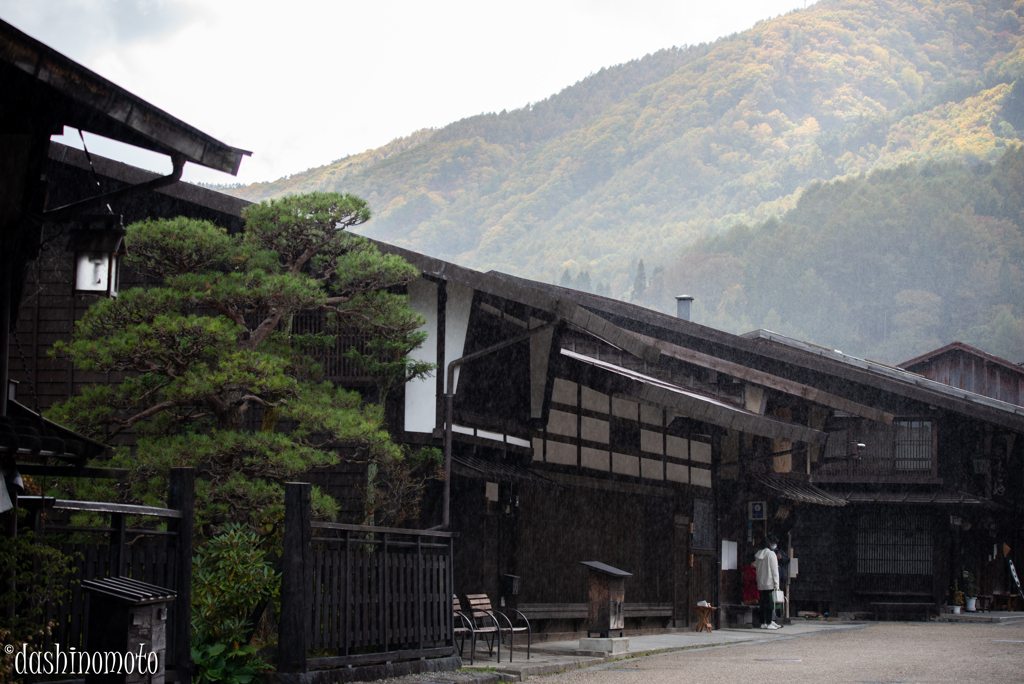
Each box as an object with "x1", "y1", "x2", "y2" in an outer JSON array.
[
  {"x1": 900, "y1": 341, "x2": 1024, "y2": 375},
  {"x1": 741, "y1": 329, "x2": 1024, "y2": 429},
  {"x1": 897, "y1": 341, "x2": 1024, "y2": 408}
]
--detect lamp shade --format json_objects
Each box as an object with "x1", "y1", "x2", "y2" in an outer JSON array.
[{"x1": 66, "y1": 216, "x2": 126, "y2": 298}]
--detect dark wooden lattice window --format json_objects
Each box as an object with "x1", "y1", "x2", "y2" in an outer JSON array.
[
  {"x1": 856, "y1": 512, "x2": 933, "y2": 575},
  {"x1": 893, "y1": 420, "x2": 932, "y2": 471},
  {"x1": 822, "y1": 419, "x2": 935, "y2": 476}
]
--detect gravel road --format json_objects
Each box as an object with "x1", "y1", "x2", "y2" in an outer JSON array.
[{"x1": 541, "y1": 621, "x2": 1024, "y2": 684}]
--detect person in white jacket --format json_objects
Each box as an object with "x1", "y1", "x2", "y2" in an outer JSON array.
[{"x1": 754, "y1": 535, "x2": 780, "y2": 629}]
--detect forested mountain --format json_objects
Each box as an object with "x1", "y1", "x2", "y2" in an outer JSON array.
[
  {"x1": 654, "y1": 147, "x2": 1024, "y2": 364},
  {"x1": 222, "y1": 0, "x2": 1024, "y2": 363}
]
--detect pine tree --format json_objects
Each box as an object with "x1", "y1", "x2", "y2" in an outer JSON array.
[
  {"x1": 632, "y1": 259, "x2": 647, "y2": 301},
  {"x1": 48, "y1": 193, "x2": 439, "y2": 528}
]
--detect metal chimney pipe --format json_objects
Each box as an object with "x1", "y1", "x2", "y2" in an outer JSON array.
[{"x1": 675, "y1": 295, "x2": 694, "y2": 321}]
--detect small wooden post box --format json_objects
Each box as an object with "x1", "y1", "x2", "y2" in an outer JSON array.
[
  {"x1": 580, "y1": 561, "x2": 632, "y2": 637},
  {"x1": 82, "y1": 577, "x2": 176, "y2": 684}
]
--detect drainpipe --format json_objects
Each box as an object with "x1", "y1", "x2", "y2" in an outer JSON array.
[
  {"x1": 1, "y1": 269, "x2": 9, "y2": 417},
  {"x1": 43, "y1": 153, "x2": 186, "y2": 223},
  {"x1": 429, "y1": 319, "x2": 558, "y2": 531}
]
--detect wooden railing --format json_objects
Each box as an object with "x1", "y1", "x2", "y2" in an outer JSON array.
[
  {"x1": 17, "y1": 467, "x2": 194, "y2": 682},
  {"x1": 814, "y1": 421, "x2": 938, "y2": 482},
  {"x1": 279, "y1": 482, "x2": 456, "y2": 672}
]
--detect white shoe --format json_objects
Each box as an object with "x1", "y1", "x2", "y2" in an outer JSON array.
[
  {"x1": 767, "y1": 623, "x2": 780, "y2": 630},
  {"x1": 770, "y1": 622, "x2": 781, "y2": 629},
  {"x1": 759, "y1": 623, "x2": 768, "y2": 629}
]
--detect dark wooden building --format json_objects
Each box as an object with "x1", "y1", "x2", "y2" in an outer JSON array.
[
  {"x1": 360, "y1": 251, "x2": 834, "y2": 630},
  {"x1": 730, "y1": 331, "x2": 1024, "y2": 617},
  {"x1": 367, "y1": 256, "x2": 1024, "y2": 624},
  {"x1": 10, "y1": 143, "x2": 249, "y2": 414},
  {"x1": 1, "y1": 16, "x2": 248, "y2": 420}
]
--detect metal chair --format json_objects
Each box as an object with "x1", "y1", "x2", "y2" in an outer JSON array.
[
  {"x1": 466, "y1": 593, "x2": 531, "y2": 661},
  {"x1": 454, "y1": 594, "x2": 500, "y2": 664}
]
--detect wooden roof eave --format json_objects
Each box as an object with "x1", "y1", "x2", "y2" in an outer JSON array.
[
  {"x1": 741, "y1": 331, "x2": 1024, "y2": 434},
  {"x1": 561, "y1": 349, "x2": 827, "y2": 446},
  {"x1": 1, "y1": 20, "x2": 250, "y2": 175},
  {"x1": 635, "y1": 331, "x2": 895, "y2": 424},
  {"x1": 495, "y1": 274, "x2": 1024, "y2": 433},
  {"x1": 376, "y1": 241, "x2": 660, "y2": 364}
]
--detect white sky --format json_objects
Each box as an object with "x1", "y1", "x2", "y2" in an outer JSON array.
[{"x1": 1, "y1": 0, "x2": 815, "y2": 185}]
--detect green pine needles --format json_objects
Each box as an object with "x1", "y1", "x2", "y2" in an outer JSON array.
[{"x1": 47, "y1": 192, "x2": 436, "y2": 529}]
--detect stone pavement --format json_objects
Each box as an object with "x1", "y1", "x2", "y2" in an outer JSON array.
[
  {"x1": 938, "y1": 608, "x2": 1024, "y2": 623},
  {"x1": 543, "y1": 619, "x2": 1024, "y2": 684},
  {"x1": 458, "y1": 620, "x2": 866, "y2": 681}
]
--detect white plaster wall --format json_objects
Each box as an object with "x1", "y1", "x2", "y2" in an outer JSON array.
[
  {"x1": 444, "y1": 282, "x2": 474, "y2": 394},
  {"x1": 403, "y1": 278, "x2": 438, "y2": 434}
]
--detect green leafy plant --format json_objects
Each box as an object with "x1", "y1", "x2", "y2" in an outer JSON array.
[
  {"x1": 962, "y1": 570, "x2": 978, "y2": 597},
  {"x1": 190, "y1": 642, "x2": 262, "y2": 684},
  {"x1": 0, "y1": 513, "x2": 79, "y2": 683},
  {"x1": 191, "y1": 524, "x2": 279, "y2": 682},
  {"x1": 950, "y1": 580, "x2": 964, "y2": 607}
]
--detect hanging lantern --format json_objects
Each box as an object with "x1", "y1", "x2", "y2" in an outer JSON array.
[{"x1": 66, "y1": 215, "x2": 126, "y2": 298}]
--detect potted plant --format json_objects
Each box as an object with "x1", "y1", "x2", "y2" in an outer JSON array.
[
  {"x1": 963, "y1": 571, "x2": 979, "y2": 612},
  {"x1": 949, "y1": 580, "x2": 964, "y2": 614}
]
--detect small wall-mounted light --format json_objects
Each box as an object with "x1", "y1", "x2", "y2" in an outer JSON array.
[{"x1": 66, "y1": 215, "x2": 126, "y2": 298}]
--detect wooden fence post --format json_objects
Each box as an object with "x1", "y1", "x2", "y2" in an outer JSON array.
[
  {"x1": 446, "y1": 536, "x2": 454, "y2": 646},
  {"x1": 168, "y1": 467, "x2": 195, "y2": 683},
  {"x1": 108, "y1": 512, "x2": 126, "y2": 577},
  {"x1": 280, "y1": 482, "x2": 311, "y2": 673}
]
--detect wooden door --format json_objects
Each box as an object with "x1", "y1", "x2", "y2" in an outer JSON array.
[
  {"x1": 689, "y1": 498, "x2": 717, "y2": 626},
  {"x1": 673, "y1": 515, "x2": 690, "y2": 627},
  {"x1": 689, "y1": 551, "x2": 717, "y2": 626}
]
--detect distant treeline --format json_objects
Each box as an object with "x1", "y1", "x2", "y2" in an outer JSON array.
[{"x1": 655, "y1": 146, "x2": 1024, "y2": 364}]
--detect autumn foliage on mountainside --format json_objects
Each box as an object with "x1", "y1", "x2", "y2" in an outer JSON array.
[{"x1": 223, "y1": 0, "x2": 1024, "y2": 300}]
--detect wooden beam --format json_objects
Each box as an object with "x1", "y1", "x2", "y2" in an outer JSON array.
[
  {"x1": 15, "y1": 465, "x2": 128, "y2": 479},
  {"x1": 634, "y1": 333, "x2": 894, "y2": 424}
]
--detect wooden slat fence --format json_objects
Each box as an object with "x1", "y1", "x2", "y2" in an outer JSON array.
[
  {"x1": 15, "y1": 468, "x2": 194, "y2": 682},
  {"x1": 39, "y1": 540, "x2": 177, "y2": 654},
  {"x1": 279, "y1": 482, "x2": 455, "y2": 673}
]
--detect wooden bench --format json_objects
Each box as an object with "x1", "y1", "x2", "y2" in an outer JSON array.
[
  {"x1": 723, "y1": 603, "x2": 756, "y2": 628},
  {"x1": 870, "y1": 602, "x2": 935, "y2": 621},
  {"x1": 856, "y1": 590, "x2": 935, "y2": 622},
  {"x1": 624, "y1": 603, "x2": 674, "y2": 619},
  {"x1": 517, "y1": 602, "x2": 672, "y2": 630},
  {"x1": 517, "y1": 603, "x2": 587, "y2": 620}
]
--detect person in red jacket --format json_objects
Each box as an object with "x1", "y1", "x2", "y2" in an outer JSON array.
[{"x1": 741, "y1": 558, "x2": 759, "y2": 605}]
